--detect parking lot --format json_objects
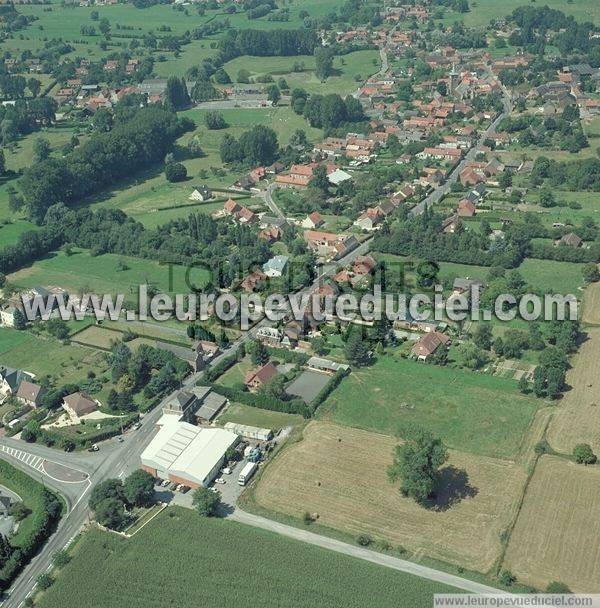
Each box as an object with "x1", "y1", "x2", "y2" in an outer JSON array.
[
  {"x1": 155, "y1": 458, "x2": 251, "y2": 514},
  {"x1": 286, "y1": 370, "x2": 331, "y2": 404}
]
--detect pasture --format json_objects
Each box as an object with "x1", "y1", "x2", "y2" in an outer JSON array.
[
  {"x1": 223, "y1": 49, "x2": 380, "y2": 95},
  {"x1": 320, "y1": 356, "x2": 539, "y2": 459},
  {"x1": 0, "y1": 220, "x2": 38, "y2": 249},
  {"x1": 96, "y1": 106, "x2": 315, "y2": 225},
  {"x1": 504, "y1": 455, "x2": 600, "y2": 592},
  {"x1": 546, "y1": 327, "x2": 600, "y2": 454},
  {"x1": 255, "y1": 422, "x2": 526, "y2": 573},
  {"x1": 7, "y1": 249, "x2": 210, "y2": 300},
  {"x1": 35, "y1": 507, "x2": 457, "y2": 608}
]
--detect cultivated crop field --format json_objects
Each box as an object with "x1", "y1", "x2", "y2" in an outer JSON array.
[
  {"x1": 582, "y1": 281, "x2": 600, "y2": 325},
  {"x1": 546, "y1": 328, "x2": 600, "y2": 454},
  {"x1": 503, "y1": 456, "x2": 600, "y2": 592},
  {"x1": 254, "y1": 422, "x2": 526, "y2": 573},
  {"x1": 36, "y1": 507, "x2": 457, "y2": 608},
  {"x1": 320, "y1": 356, "x2": 539, "y2": 459}
]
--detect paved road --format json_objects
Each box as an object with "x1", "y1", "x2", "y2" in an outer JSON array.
[
  {"x1": 410, "y1": 80, "x2": 512, "y2": 217},
  {"x1": 262, "y1": 183, "x2": 286, "y2": 220},
  {"x1": 231, "y1": 510, "x2": 503, "y2": 595}
]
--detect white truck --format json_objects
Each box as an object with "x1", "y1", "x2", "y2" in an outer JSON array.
[{"x1": 238, "y1": 462, "x2": 258, "y2": 486}]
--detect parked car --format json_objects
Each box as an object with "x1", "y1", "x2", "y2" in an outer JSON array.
[
  {"x1": 161, "y1": 479, "x2": 170, "y2": 487},
  {"x1": 168, "y1": 482, "x2": 178, "y2": 491},
  {"x1": 132, "y1": 422, "x2": 141, "y2": 430},
  {"x1": 88, "y1": 444, "x2": 99, "y2": 452},
  {"x1": 222, "y1": 467, "x2": 232, "y2": 475},
  {"x1": 116, "y1": 436, "x2": 124, "y2": 443},
  {"x1": 210, "y1": 487, "x2": 219, "y2": 494},
  {"x1": 214, "y1": 477, "x2": 226, "y2": 485},
  {"x1": 179, "y1": 485, "x2": 190, "y2": 494}
]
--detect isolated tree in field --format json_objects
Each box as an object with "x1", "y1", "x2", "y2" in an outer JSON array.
[
  {"x1": 123, "y1": 470, "x2": 155, "y2": 507},
  {"x1": 388, "y1": 426, "x2": 448, "y2": 504},
  {"x1": 192, "y1": 486, "x2": 220, "y2": 516},
  {"x1": 203, "y1": 110, "x2": 227, "y2": 130},
  {"x1": 165, "y1": 76, "x2": 190, "y2": 110},
  {"x1": 95, "y1": 497, "x2": 126, "y2": 529},
  {"x1": 344, "y1": 327, "x2": 369, "y2": 366},
  {"x1": 27, "y1": 77, "x2": 41, "y2": 98},
  {"x1": 573, "y1": 443, "x2": 597, "y2": 465},
  {"x1": 314, "y1": 47, "x2": 334, "y2": 80},
  {"x1": 165, "y1": 161, "x2": 187, "y2": 182},
  {"x1": 33, "y1": 137, "x2": 51, "y2": 162},
  {"x1": 266, "y1": 84, "x2": 280, "y2": 105},
  {"x1": 472, "y1": 324, "x2": 493, "y2": 350}
]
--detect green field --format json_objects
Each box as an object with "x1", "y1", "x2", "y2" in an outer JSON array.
[
  {"x1": 218, "y1": 402, "x2": 304, "y2": 430},
  {"x1": 36, "y1": 508, "x2": 456, "y2": 608},
  {"x1": 224, "y1": 49, "x2": 381, "y2": 95},
  {"x1": 7, "y1": 249, "x2": 209, "y2": 299},
  {"x1": 320, "y1": 356, "x2": 539, "y2": 459},
  {"x1": 0, "y1": 220, "x2": 39, "y2": 249},
  {"x1": 94, "y1": 106, "x2": 317, "y2": 225},
  {"x1": 437, "y1": 0, "x2": 599, "y2": 27},
  {"x1": 0, "y1": 328, "x2": 106, "y2": 386}
]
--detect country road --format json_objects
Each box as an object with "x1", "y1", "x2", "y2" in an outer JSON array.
[{"x1": 231, "y1": 510, "x2": 503, "y2": 595}]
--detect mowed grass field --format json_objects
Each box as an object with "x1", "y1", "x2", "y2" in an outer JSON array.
[
  {"x1": 7, "y1": 249, "x2": 209, "y2": 300},
  {"x1": 504, "y1": 456, "x2": 600, "y2": 592},
  {"x1": 36, "y1": 507, "x2": 457, "y2": 608},
  {"x1": 0, "y1": 328, "x2": 106, "y2": 386},
  {"x1": 546, "y1": 327, "x2": 600, "y2": 454},
  {"x1": 255, "y1": 422, "x2": 527, "y2": 573},
  {"x1": 217, "y1": 402, "x2": 304, "y2": 430},
  {"x1": 320, "y1": 356, "x2": 538, "y2": 459},
  {"x1": 223, "y1": 49, "x2": 381, "y2": 95}
]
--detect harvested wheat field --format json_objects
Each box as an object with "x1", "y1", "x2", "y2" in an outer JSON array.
[
  {"x1": 547, "y1": 328, "x2": 600, "y2": 454},
  {"x1": 504, "y1": 455, "x2": 600, "y2": 592},
  {"x1": 582, "y1": 280, "x2": 600, "y2": 325},
  {"x1": 254, "y1": 421, "x2": 527, "y2": 573}
]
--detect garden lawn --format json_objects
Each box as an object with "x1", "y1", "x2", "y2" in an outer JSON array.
[
  {"x1": 217, "y1": 402, "x2": 304, "y2": 430},
  {"x1": 320, "y1": 356, "x2": 539, "y2": 459},
  {"x1": 36, "y1": 508, "x2": 457, "y2": 608}
]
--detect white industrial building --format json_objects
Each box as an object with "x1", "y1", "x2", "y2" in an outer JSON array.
[
  {"x1": 223, "y1": 422, "x2": 273, "y2": 442},
  {"x1": 141, "y1": 419, "x2": 238, "y2": 488}
]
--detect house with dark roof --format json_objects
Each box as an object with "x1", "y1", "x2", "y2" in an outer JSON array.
[
  {"x1": 411, "y1": 331, "x2": 451, "y2": 361},
  {"x1": 0, "y1": 366, "x2": 33, "y2": 401},
  {"x1": 61, "y1": 392, "x2": 98, "y2": 421},
  {"x1": 559, "y1": 232, "x2": 583, "y2": 248},
  {"x1": 244, "y1": 362, "x2": 279, "y2": 392},
  {"x1": 16, "y1": 380, "x2": 46, "y2": 409}
]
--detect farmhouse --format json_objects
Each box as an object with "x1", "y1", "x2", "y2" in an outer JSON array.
[
  {"x1": 411, "y1": 331, "x2": 451, "y2": 361},
  {"x1": 559, "y1": 232, "x2": 583, "y2": 248},
  {"x1": 189, "y1": 185, "x2": 213, "y2": 202},
  {"x1": 301, "y1": 212, "x2": 324, "y2": 229},
  {"x1": 141, "y1": 419, "x2": 238, "y2": 488},
  {"x1": 457, "y1": 200, "x2": 476, "y2": 217}
]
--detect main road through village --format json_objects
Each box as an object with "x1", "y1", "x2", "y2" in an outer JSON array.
[{"x1": 0, "y1": 43, "x2": 512, "y2": 608}]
